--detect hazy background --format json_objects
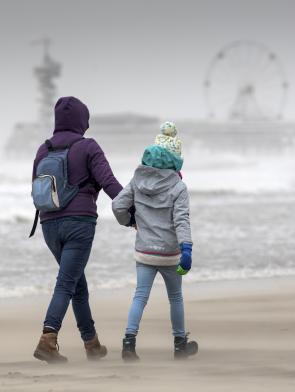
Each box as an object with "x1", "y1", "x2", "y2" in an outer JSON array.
[
  {"x1": 0, "y1": 0, "x2": 295, "y2": 146},
  {"x1": 0, "y1": 0, "x2": 295, "y2": 298},
  {"x1": 0, "y1": 4, "x2": 294, "y2": 389}
]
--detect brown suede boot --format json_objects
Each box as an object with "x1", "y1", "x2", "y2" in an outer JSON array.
[
  {"x1": 84, "y1": 334, "x2": 107, "y2": 361},
  {"x1": 33, "y1": 332, "x2": 68, "y2": 364}
]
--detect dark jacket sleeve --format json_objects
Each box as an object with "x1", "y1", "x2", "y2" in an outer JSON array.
[{"x1": 87, "y1": 139, "x2": 123, "y2": 199}]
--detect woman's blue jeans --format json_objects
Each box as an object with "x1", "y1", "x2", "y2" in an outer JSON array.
[
  {"x1": 42, "y1": 217, "x2": 96, "y2": 342},
  {"x1": 126, "y1": 262, "x2": 185, "y2": 338}
]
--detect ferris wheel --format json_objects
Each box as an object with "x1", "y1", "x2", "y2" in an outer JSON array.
[{"x1": 204, "y1": 41, "x2": 289, "y2": 121}]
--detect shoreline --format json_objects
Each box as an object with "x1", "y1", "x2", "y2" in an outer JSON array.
[{"x1": 1, "y1": 274, "x2": 295, "y2": 304}]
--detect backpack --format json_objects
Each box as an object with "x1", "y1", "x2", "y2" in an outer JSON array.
[{"x1": 29, "y1": 138, "x2": 89, "y2": 237}]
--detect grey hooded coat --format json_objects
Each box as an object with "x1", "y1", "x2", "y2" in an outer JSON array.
[{"x1": 112, "y1": 165, "x2": 192, "y2": 256}]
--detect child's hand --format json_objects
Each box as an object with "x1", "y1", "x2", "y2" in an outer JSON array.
[
  {"x1": 125, "y1": 206, "x2": 136, "y2": 227},
  {"x1": 176, "y1": 242, "x2": 192, "y2": 275}
]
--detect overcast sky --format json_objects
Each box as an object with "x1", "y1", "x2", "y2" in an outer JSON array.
[{"x1": 0, "y1": 0, "x2": 294, "y2": 143}]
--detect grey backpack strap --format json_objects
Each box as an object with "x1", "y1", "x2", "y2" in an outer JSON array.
[
  {"x1": 45, "y1": 138, "x2": 83, "y2": 151},
  {"x1": 29, "y1": 210, "x2": 39, "y2": 238}
]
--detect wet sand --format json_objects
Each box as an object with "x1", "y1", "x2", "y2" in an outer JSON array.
[{"x1": 0, "y1": 277, "x2": 294, "y2": 391}]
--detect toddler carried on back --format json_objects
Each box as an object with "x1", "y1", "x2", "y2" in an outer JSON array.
[{"x1": 112, "y1": 122, "x2": 198, "y2": 360}]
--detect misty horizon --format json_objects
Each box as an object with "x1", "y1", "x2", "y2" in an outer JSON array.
[{"x1": 1, "y1": 0, "x2": 295, "y2": 149}]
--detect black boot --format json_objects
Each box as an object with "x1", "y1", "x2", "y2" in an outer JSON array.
[
  {"x1": 122, "y1": 334, "x2": 140, "y2": 361},
  {"x1": 174, "y1": 334, "x2": 198, "y2": 359}
]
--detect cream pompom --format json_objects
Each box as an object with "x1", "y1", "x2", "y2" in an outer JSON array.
[{"x1": 160, "y1": 121, "x2": 177, "y2": 137}]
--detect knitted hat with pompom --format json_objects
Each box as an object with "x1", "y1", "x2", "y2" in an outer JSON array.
[{"x1": 155, "y1": 121, "x2": 182, "y2": 156}]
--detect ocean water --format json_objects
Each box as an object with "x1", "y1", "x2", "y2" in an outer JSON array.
[{"x1": 0, "y1": 149, "x2": 295, "y2": 298}]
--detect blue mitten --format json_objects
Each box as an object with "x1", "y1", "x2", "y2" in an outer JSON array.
[{"x1": 177, "y1": 243, "x2": 192, "y2": 275}]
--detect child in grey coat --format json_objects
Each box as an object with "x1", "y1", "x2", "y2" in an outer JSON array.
[{"x1": 112, "y1": 122, "x2": 198, "y2": 360}]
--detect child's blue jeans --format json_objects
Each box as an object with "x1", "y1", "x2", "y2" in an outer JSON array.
[{"x1": 126, "y1": 262, "x2": 186, "y2": 337}]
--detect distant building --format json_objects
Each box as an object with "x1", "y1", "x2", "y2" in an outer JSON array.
[
  {"x1": 5, "y1": 40, "x2": 161, "y2": 159},
  {"x1": 6, "y1": 39, "x2": 61, "y2": 158}
]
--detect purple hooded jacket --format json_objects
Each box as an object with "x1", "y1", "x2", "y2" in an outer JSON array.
[{"x1": 33, "y1": 96, "x2": 123, "y2": 222}]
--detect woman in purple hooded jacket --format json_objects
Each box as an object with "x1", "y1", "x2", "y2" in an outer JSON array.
[{"x1": 33, "y1": 96, "x2": 123, "y2": 363}]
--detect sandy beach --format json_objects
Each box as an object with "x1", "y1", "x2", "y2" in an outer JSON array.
[{"x1": 0, "y1": 276, "x2": 294, "y2": 392}]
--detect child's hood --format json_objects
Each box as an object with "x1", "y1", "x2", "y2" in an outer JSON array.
[{"x1": 133, "y1": 165, "x2": 180, "y2": 195}]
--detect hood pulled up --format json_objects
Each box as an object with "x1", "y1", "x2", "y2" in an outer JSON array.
[
  {"x1": 54, "y1": 96, "x2": 90, "y2": 135},
  {"x1": 133, "y1": 165, "x2": 180, "y2": 195}
]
